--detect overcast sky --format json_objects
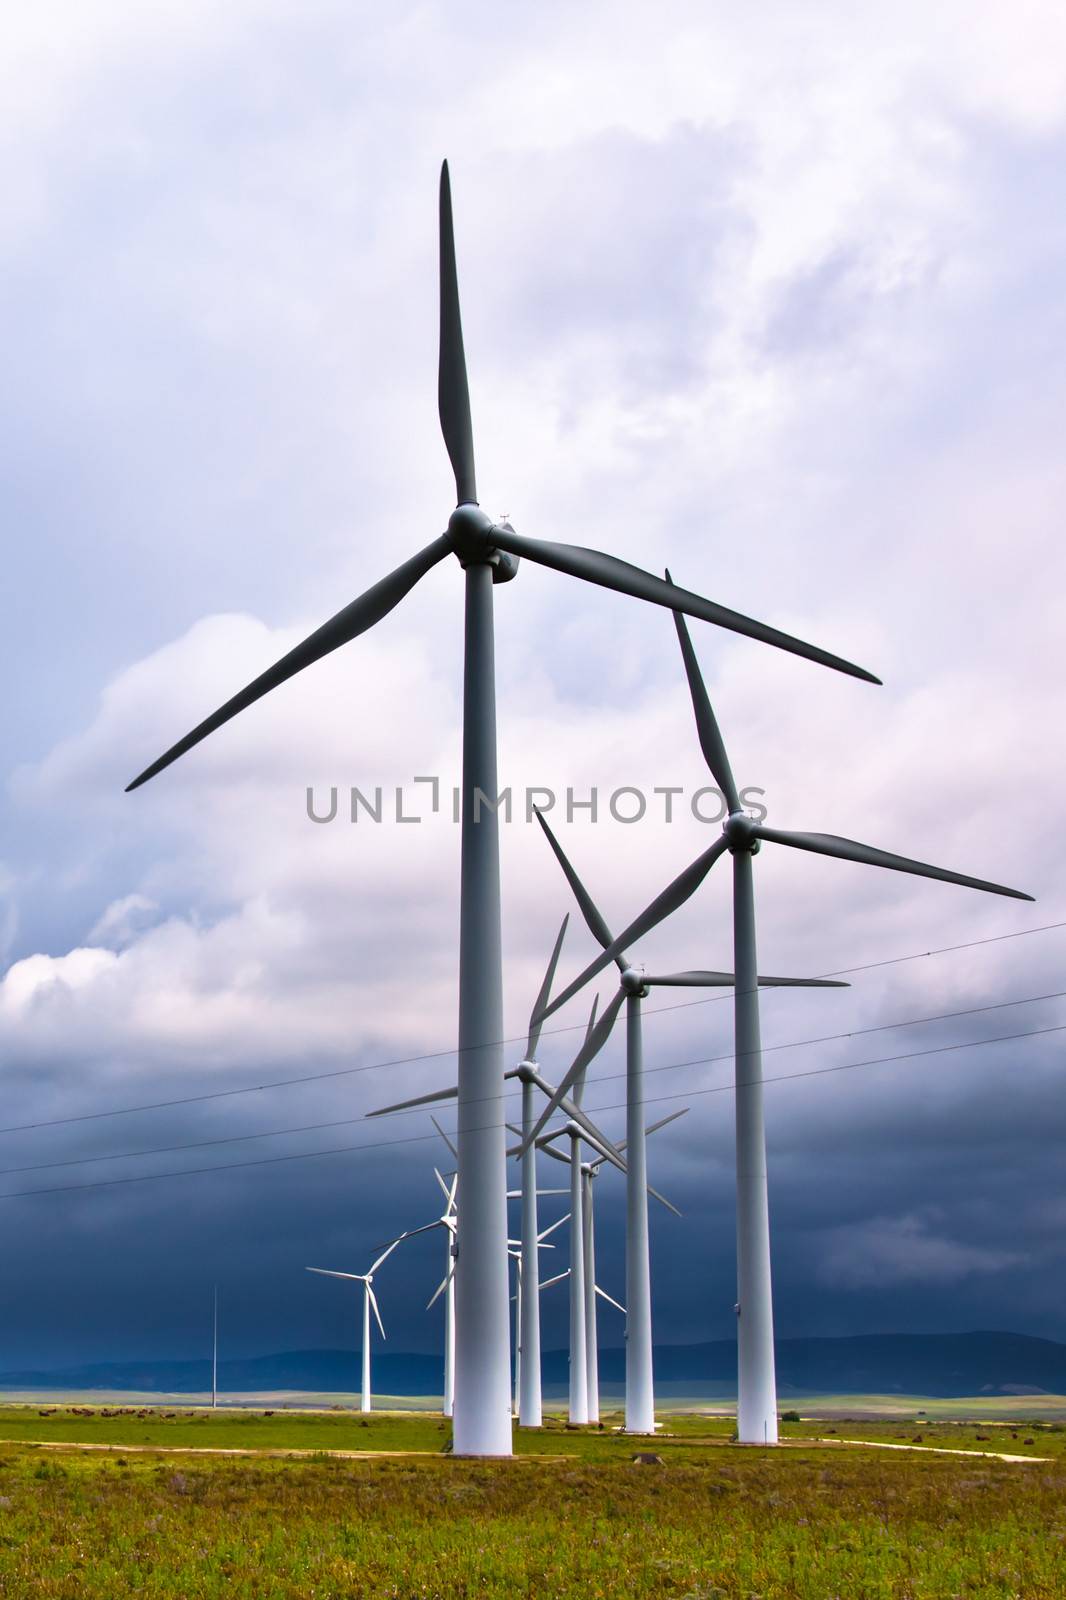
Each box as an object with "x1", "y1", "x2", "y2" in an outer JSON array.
[{"x1": 1, "y1": 0, "x2": 1064, "y2": 1374}]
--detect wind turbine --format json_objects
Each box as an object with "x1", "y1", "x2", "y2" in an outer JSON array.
[
  {"x1": 523, "y1": 809, "x2": 846, "y2": 1433},
  {"x1": 537, "y1": 1107, "x2": 685, "y2": 1425},
  {"x1": 124, "y1": 164, "x2": 879, "y2": 1457},
  {"x1": 538, "y1": 588, "x2": 1034, "y2": 1445},
  {"x1": 382, "y1": 1166, "x2": 459, "y2": 1416},
  {"x1": 306, "y1": 1240, "x2": 400, "y2": 1414},
  {"x1": 368, "y1": 916, "x2": 625, "y2": 1428}
]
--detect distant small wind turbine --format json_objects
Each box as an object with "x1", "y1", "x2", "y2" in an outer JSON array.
[
  {"x1": 306, "y1": 1241, "x2": 401, "y2": 1414},
  {"x1": 382, "y1": 1167, "x2": 459, "y2": 1415}
]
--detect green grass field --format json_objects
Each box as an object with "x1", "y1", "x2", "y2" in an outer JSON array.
[{"x1": 1, "y1": 1404, "x2": 1064, "y2": 1596}]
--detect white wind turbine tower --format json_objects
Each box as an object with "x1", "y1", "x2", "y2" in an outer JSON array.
[
  {"x1": 524, "y1": 810, "x2": 844, "y2": 1433},
  {"x1": 126, "y1": 162, "x2": 880, "y2": 1456},
  {"x1": 541, "y1": 586, "x2": 1034, "y2": 1444},
  {"x1": 306, "y1": 1241, "x2": 400, "y2": 1414},
  {"x1": 368, "y1": 916, "x2": 626, "y2": 1428}
]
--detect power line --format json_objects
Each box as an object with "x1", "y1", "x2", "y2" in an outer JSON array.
[
  {"x1": 2, "y1": 915, "x2": 1063, "y2": 1140},
  {"x1": 368, "y1": 987, "x2": 1066, "y2": 1122},
  {"x1": 0, "y1": 1018, "x2": 1061, "y2": 1203},
  {"x1": 5, "y1": 985, "x2": 1062, "y2": 1178}
]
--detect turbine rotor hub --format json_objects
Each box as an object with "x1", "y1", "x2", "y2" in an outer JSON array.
[
  {"x1": 724, "y1": 810, "x2": 760, "y2": 854},
  {"x1": 446, "y1": 504, "x2": 520, "y2": 583},
  {"x1": 621, "y1": 966, "x2": 648, "y2": 997}
]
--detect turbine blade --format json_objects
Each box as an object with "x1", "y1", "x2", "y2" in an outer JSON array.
[
  {"x1": 519, "y1": 988, "x2": 626, "y2": 1156},
  {"x1": 641, "y1": 968, "x2": 848, "y2": 989},
  {"x1": 528, "y1": 1067, "x2": 626, "y2": 1166},
  {"x1": 572, "y1": 995, "x2": 599, "y2": 1109},
  {"x1": 434, "y1": 1167, "x2": 454, "y2": 1204},
  {"x1": 645, "y1": 1107, "x2": 689, "y2": 1137},
  {"x1": 537, "y1": 1212, "x2": 571, "y2": 1242},
  {"x1": 535, "y1": 812, "x2": 623, "y2": 969},
  {"x1": 666, "y1": 577, "x2": 741, "y2": 813},
  {"x1": 526, "y1": 914, "x2": 570, "y2": 1060},
  {"x1": 430, "y1": 1115, "x2": 458, "y2": 1160},
  {"x1": 426, "y1": 1266, "x2": 454, "y2": 1311},
  {"x1": 367, "y1": 1283, "x2": 386, "y2": 1341},
  {"x1": 561, "y1": 1100, "x2": 627, "y2": 1171},
  {"x1": 648, "y1": 1183, "x2": 682, "y2": 1218},
  {"x1": 539, "y1": 1270, "x2": 570, "y2": 1291},
  {"x1": 366, "y1": 1084, "x2": 458, "y2": 1118},
  {"x1": 753, "y1": 975, "x2": 851, "y2": 988},
  {"x1": 572, "y1": 1121, "x2": 628, "y2": 1173},
  {"x1": 595, "y1": 1285, "x2": 626, "y2": 1315},
  {"x1": 642, "y1": 969, "x2": 737, "y2": 987},
  {"x1": 539, "y1": 1142, "x2": 572, "y2": 1167},
  {"x1": 126, "y1": 536, "x2": 451, "y2": 790},
  {"x1": 438, "y1": 161, "x2": 477, "y2": 505},
  {"x1": 541, "y1": 838, "x2": 731, "y2": 1020},
  {"x1": 754, "y1": 825, "x2": 1034, "y2": 901},
  {"x1": 372, "y1": 1220, "x2": 441, "y2": 1251},
  {"x1": 306, "y1": 1267, "x2": 365, "y2": 1281},
  {"x1": 369, "y1": 1238, "x2": 404, "y2": 1276},
  {"x1": 536, "y1": 1126, "x2": 567, "y2": 1148},
  {"x1": 489, "y1": 525, "x2": 881, "y2": 684}
]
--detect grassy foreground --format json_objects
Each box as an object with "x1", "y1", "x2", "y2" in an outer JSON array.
[{"x1": 0, "y1": 1407, "x2": 1064, "y2": 1597}]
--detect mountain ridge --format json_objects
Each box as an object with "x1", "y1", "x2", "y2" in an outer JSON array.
[{"x1": 2, "y1": 1330, "x2": 1063, "y2": 1397}]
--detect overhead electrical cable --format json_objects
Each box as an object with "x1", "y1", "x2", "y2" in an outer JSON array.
[
  {"x1": 0, "y1": 915, "x2": 1062, "y2": 1139},
  {"x1": 2, "y1": 986, "x2": 1061, "y2": 1179},
  {"x1": 0, "y1": 1018, "x2": 1061, "y2": 1202}
]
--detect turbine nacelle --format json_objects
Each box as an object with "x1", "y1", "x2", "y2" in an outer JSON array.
[
  {"x1": 724, "y1": 811, "x2": 761, "y2": 855},
  {"x1": 446, "y1": 504, "x2": 520, "y2": 582}
]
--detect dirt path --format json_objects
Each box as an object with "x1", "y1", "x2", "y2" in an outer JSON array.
[
  {"x1": 10, "y1": 1440, "x2": 443, "y2": 1460},
  {"x1": 819, "y1": 1437, "x2": 1049, "y2": 1463},
  {"x1": 9, "y1": 1439, "x2": 566, "y2": 1462}
]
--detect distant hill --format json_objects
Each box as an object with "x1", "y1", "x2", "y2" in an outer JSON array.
[{"x1": 1, "y1": 1331, "x2": 1063, "y2": 1397}]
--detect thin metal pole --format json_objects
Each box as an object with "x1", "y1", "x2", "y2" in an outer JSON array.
[
  {"x1": 444, "y1": 1234, "x2": 455, "y2": 1418},
  {"x1": 583, "y1": 1169, "x2": 599, "y2": 1424},
  {"x1": 568, "y1": 1130, "x2": 588, "y2": 1423},
  {"x1": 519, "y1": 1074, "x2": 542, "y2": 1425},
  {"x1": 625, "y1": 994, "x2": 655, "y2": 1432},
  {"x1": 211, "y1": 1285, "x2": 218, "y2": 1411},
  {"x1": 733, "y1": 847, "x2": 778, "y2": 1444},
  {"x1": 453, "y1": 561, "x2": 512, "y2": 1456},
  {"x1": 361, "y1": 1284, "x2": 372, "y2": 1414},
  {"x1": 513, "y1": 1260, "x2": 521, "y2": 1417}
]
